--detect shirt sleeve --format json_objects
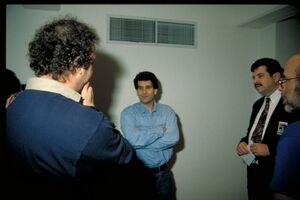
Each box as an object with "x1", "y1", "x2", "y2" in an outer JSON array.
[
  {"x1": 76, "y1": 115, "x2": 134, "y2": 176},
  {"x1": 121, "y1": 106, "x2": 179, "y2": 151},
  {"x1": 143, "y1": 109, "x2": 179, "y2": 151}
]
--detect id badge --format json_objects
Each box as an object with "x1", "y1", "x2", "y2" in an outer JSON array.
[{"x1": 277, "y1": 121, "x2": 288, "y2": 135}]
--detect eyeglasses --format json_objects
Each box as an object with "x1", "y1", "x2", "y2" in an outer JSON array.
[{"x1": 277, "y1": 76, "x2": 300, "y2": 86}]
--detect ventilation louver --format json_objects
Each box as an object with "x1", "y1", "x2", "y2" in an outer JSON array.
[{"x1": 109, "y1": 16, "x2": 196, "y2": 48}]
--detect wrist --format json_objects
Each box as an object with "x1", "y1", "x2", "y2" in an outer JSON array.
[{"x1": 80, "y1": 97, "x2": 95, "y2": 107}]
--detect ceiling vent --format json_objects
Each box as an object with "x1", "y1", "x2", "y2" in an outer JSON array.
[{"x1": 108, "y1": 16, "x2": 196, "y2": 48}]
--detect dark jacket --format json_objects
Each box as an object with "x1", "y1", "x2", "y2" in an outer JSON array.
[
  {"x1": 5, "y1": 90, "x2": 154, "y2": 200},
  {"x1": 240, "y1": 96, "x2": 299, "y2": 200}
]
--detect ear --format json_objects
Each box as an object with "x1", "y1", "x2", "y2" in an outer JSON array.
[
  {"x1": 154, "y1": 88, "x2": 158, "y2": 95},
  {"x1": 272, "y1": 72, "x2": 281, "y2": 82},
  {"x1": 75, "y1": 67, "x2": 84, "y2": 76}
]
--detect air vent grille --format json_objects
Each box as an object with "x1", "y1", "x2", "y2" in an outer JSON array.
[
  {"x1": 157, "y1": 21, "x2": 195, "y2": 45},
  {"x1": 109, "y1": 16, "x2": 196, "y2": 47},
  {"x1": 110, "y1": 18, "x2": 155, "y2": 43}
]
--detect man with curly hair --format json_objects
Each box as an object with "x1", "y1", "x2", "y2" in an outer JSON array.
[{"x1": 5, "y1": 16, "x2": 149, "y2": 199}]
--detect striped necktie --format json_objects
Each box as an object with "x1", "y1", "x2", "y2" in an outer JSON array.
[{"x1": 251, "y1": 97, "x2": 271, "y2": 143}]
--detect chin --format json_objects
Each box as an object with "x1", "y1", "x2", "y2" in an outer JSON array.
[{"x1": 256, "y1": 89, "x2": 264, "y2": 95}]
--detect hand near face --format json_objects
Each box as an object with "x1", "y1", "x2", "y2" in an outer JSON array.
[{"x1": 81, "y1": 82, "x2": 95, "y2": 107}]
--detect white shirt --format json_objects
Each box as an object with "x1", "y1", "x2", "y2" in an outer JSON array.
[{"x1": 248, "y1": 89, "x2": 281, "y2": 143}]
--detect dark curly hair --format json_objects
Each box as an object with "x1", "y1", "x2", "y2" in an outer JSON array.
[
  {"x1": 133, "y1": 71, "x2": 158, "y2": 89},
  {"x1": 28, "y1": 16, "x2": 99, "y2": 80}
]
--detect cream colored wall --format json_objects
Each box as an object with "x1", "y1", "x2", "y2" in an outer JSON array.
[{"x1": 6, "y1": 4, "x2": 283, "y2": 200}]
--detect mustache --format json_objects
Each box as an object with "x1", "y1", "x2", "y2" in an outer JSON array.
[{"x1": 255, "y1": 83, "x2": 262, "y2": 87}]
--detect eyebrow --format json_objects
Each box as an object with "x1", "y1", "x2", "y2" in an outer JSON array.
[{"x1": 252, "y1": 72, "x2": 264, "y2": 77}]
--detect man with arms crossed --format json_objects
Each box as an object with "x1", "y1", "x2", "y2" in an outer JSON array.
[{"x1": 121, "y1": 71, "x2": 179, "y2": 200}]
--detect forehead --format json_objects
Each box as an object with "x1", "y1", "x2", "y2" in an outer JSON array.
[
  {"x1": 283, "y1": 54, "x2": 300, "y2": 78},
  {"x1": 284, "y1": 58, "x2": 299, "y2": 77},
  {"x1": 283, "y1": 65, "x2": 293, "y2": 77},
  {"x1": 253, "y1": 65, "x2": 267, "y2": 74},
  {"x1": 137, "y1": 80, "x2": 153, "y2": 86}
]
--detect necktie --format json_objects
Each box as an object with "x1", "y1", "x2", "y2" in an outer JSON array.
[{"x1": 251, "y1": 97, "x2": 271, "y2": 143}]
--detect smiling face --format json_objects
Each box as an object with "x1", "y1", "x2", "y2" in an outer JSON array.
[
  {"x1": 136, "y1": 80, "x2": 158, "y2": 107},
  {"x1": 252, "y1": 65, "x2": 278, "y2": 96}
]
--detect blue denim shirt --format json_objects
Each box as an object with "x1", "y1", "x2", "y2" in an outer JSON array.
[{"x1": 121, "y1": 102, "x2": 179, "y2": 168}]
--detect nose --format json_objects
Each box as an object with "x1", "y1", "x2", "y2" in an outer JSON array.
[
  {"x1": 252, "y1": 76, "x2": 259, "y2": 84},
  {"x1": 141, "y1": 88, "x2": 147, "y2": 94}
]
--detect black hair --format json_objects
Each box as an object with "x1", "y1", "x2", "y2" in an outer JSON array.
[
  {"x1": 28, "y1": 15, "x2": 99, "y2": 80},
  {"x1": 133, "y1": 71, "x2": 158, "y2": 89},
  {"x1": 250, "y1": 58, "x2": 283, "y2": 76}
]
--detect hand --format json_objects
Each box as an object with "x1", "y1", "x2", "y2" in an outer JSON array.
[
  {"x1": 81, "y1": 82, "x2": 95, "y2": 107},
  {"x1": 250, "y1": 143, "x2": 270, "y2": 156},
  {"x1": 236, "y1": 141, "x2": 249, "y2": 155},
  {"x1": 6, "y1": 94, "x2": 17, "y2": 108}
]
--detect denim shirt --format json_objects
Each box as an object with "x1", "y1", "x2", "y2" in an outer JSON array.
[{"x1": 121, "y1": 102, "x2": 179, "y2": 168}]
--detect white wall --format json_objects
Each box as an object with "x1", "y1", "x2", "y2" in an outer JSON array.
[
  {"x1": 6, "y1": 4, "x2": 284, "y2": 200},
  {"x1": 276, "y1": 16, "x2": 300, "y2": 67}
]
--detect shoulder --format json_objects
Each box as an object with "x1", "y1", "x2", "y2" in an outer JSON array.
[
  {"x1": 121, "y1": 103, "x2": 139, "y2": 115},
  {"x1": 45, "y1": 91, "x2": 107, "y2": 125},
  {"x1": 157, "y1": 103, "x2": 173, "y2": 109},
  {"x1": 253, "y1": 97, "x2": 264, "y2": 107},
  {"x1": 156, "y1": 103, "x2": 176, "y2": 113},
  {"x1": 285, "y1": 120, "x2": 300, "y2": 134},
  {"x1": 277, "y1": 122, "x2": 300, "y2": 168},
  {"x1": 278, "y1": 121, "x2": 300, "y2": 149}
]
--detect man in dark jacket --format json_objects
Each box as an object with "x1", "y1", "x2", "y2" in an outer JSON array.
[
  {"x1": 236, "y1": 58, "x2": 299, "y2": 200},
  {"x1": 5, "y1": 16, "x2": 153, "y2": 200}
]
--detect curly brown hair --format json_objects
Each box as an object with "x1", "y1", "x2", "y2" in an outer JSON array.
[{"x1": 28, "y1": 16, "x2": 99, "y2": 80}]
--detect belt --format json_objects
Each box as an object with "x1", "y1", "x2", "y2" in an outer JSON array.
[{"x1": 147, "y1": 163, "x2": 169, "y2": 174}]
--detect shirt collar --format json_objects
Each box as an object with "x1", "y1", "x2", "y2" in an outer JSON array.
[
  {"x1": 138, "y1": 101, "x2": 157, "y2": 113},
  {"x1": 25, "y1": 77, "x2": 82, "y2": 102},
  {"x1": 267, "y1": 89, "x2": 281, "y2": 103}
]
